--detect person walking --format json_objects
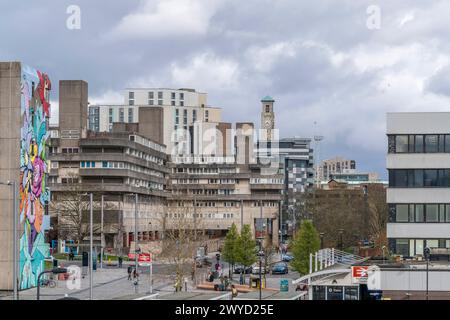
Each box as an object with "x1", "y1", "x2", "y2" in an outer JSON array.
[
  {"x1": 127, "y1": 265, "x2": 133, "y2": 280},
  {"x1": 118, "y1": 256, "x2": 123, "y2": 268},
  {"x1": 231, "y1": 285, "x2": 238, "y2": 299}
]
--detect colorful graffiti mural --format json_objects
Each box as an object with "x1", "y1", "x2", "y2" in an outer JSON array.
[{"x1": 19, "y1": 65, "x2": 51, "y2": 289}]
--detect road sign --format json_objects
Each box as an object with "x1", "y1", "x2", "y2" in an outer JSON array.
[
  {"x1": 138, "y1": 253, "x2": 152, "y2": 266},
  {"x1": 351, "y1": 266, "x2": 369, "y2": 284}
]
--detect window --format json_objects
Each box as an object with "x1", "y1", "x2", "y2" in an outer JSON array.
[
  {"x1": 415, "y1": 135, "x2": 424, "y2": 153},
  {"x1": 128, "y1": 108, "x2": 134, "y2": 123},
  {"x1": 414, "y1": 170, "x2": 423, "y2": 187},
  {"x1": 395, "y1": 135, "x2": 408, "y2": 153},
  {"x1": 109, "y1": 108, "x2": 113, "y2": 123},
  {"x1": 179, "y1": 92, "x2": 184, "y2": 100},
  {"x1": 183, "y1": 109, "x2": 187, "y2": 125},
  {"x1": 193, "y1": 109, "x2": 197, "y2": 122},
  {"x1": 171, "y1": 100, "x2": 175, "y2": 106},
  {"x1": 265, "y1": 105, "x2": 270, "y2": 113},
  {"x1": 148, "y1": 91, "x2": 154, "y2": 99},
  {"x1": 158, "y1": 91, "x2": 163, "y2": 99},
  {"x1": 396, "y1": 205, "x2": 409, "y2": 222},
  {"x1": 180, "y1": 101, "x2": 184, "y2": 107},
  {"x1": 426, "y1": 204, "x2": 439, "y2": 222},
  {"x1": 119, "y1": 108, "x2": 124, "y2": 122},
  {"x1": 396, "y1": 239, "x2": 409, "y2": 256},
  {"x1": 171, "y1": 92, "x2": 176, "y2": 100},
  {"x1": 205, "y1": 110, "x2": 209, "y2": 122},
  {"x1": 439, "y1": 135, "x2": 445, "y2": 152},
  {"x1": 158, "y1": 100, "x2": 163, "y2": 105},
  {"x1": 102, "y1": 161, "x2": 108, "y2": 168},
  {"x1": 438, "y1": 169, "x2": 450, "y2": 186},
  {"x1": 392, "y1": 170, "x2": 408, "y2": 187},
  {"x1": 415, "y1": 205, "x2": 424, "y2": 222},
  {"x1": 425, "y1": 135, "x2": 438, "y2": 153},
  {"x1": 129, "y1": 92, "x2": 135, "y2": 106},
  {"x1": 424, "y1": 170, "x2": 438, "y2": 187},
  {"x1": 446, "y1": 135, "x2": 450, "y2": 152}
]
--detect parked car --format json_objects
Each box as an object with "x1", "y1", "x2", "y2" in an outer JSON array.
[
  {"x1": 233, "y1": 264, "x2": 253, "y2": 274},
  {"x1": 195, "y1": 256, "x2": 213, "y2": 268},
  {"x1": 252, "y1": 263, "x2": 268, "y2": 274},
  {"x1": 271, "y1": 262, "x2": 289, "y2": 275},
  {"x1": 282, "y1": 254, "x2": 294, "y2": 262}
]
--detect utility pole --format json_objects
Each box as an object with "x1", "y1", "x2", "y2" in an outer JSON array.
[
  {"x1": 89, "y1": 193, "x2": 93, "y2": 300},
  {"x1": 134, "y1": 193, "x2": 139, "y2": 293},
  {"x1": 100, "y1": 194, "x2": 104, "y2": 269}
]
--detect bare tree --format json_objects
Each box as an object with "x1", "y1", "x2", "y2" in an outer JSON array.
[
  {"x1": 50, "y1": 181, "x2": 110, "y2": 252},
  {"x1": 367, "y1": 184, "x2": 388, "y2": 253},
  {"x1": 159, "y1": 203, "x2": 206, "y2": 292}
]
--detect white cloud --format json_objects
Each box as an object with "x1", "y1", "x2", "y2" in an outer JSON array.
[
  {"x1": 246, "y1": 41, "x2": 298, "y2": 72},
  {"x1": 170, "y1": 52, "x2": 240, "y2": 91},
  {"x1": 108, "y1": 0, "x2": 223, "y2": 40},
  {"x1": 89, "y1": 90, "x2": 124, "y2": 105},
  {"x1": 399, "y1": 11, "x2": 415, "y2": 28}
]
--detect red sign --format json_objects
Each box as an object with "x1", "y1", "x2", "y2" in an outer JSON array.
[
  {"x1": 138, "y1": 253, "x2": 152, "y2": 263},
  {"x1": 127, "y1": 253, "x2": 152, "y2": 262},
  {"x1": 352, "y1": 266, "x2": 368, "y2": 281}
]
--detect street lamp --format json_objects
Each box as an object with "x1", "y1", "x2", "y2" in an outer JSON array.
[
  {"x1": 37, "y1": 267, "x2": 67, "y2": 300},
  {"x1": 319, "y1": 233, "x2": 325, "y2": 249},
  {"x1": 126, "y1": 193, "x2": 139, "y2": 293},
  {"x1": 257, "y1": 240, "x2": 265, "y2": 301},
  {"x1": 424, "y1": 247, "x2": 431, "y2": 300},
  {"x1": 338, "y1": 229, "x2": 344, "y2": 251},
  {"x1": 80, "y1": 192, "x2": 94, "y2": 300},
  {"x1": 0, "y1": 181, "x2": 18, "y2": 300}
]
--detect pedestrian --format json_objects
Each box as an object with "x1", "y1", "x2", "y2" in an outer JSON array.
[
  {"x1": 205, "y1": 244, "x2": 208, "y2": 255},
  {"x1": 184, "y1": 277, "x2": 188, "y2": 292},
  {"x1": 239, "y1": 273, "x2": 244, "y2": 285},
  {"x1": 127, "y1": 265, "x2": 133, "y2": 280},
  {"x1": 231, "y1": 285, "x2": 238, "y2": 299},
  {"x1": 118, "y1": 256, "x2": 123, "y2": 268},
  {"x1": 208, "y1": 272, "x2": 214, "y2": 283}
]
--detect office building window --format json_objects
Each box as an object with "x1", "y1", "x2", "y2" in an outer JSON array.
[
  {"x1": 171, "y1": 92, "x2": 176, "y2": 100},
  {"x1": 389, "y1": 169, "x2": 450, "y2": 188},
  {"x1": 395, "y1": 135, "x2": 408, "y2": 153},
  {"x1": 180, "y1": 101, "x2": 184, "y2": 107},
  {"x1": 205, "y1": 110, "x2": 209, "y2": 122},
  {"x1": 396, "y1": 204, "x2": 409, "y2": 222},
  {"x1": 171, "y1": 100, "x2": 176, "y2": 106},
  {"x1": 148, "y1": 92, "x2": 154, "y2": 105},
  {"x1": 193, "y1": 109, "x2": 197, "y2": 122},
  {"x1": 128, "y1": 108, "x2": 134, "y2": 123},
  {"x1": 119, "y1": 108, "x2": 124, "y2": 122},
  {"x1": 129, "y1": 91, "x2": 134, "y2": 106},
  {"x1": 109, "y1": 108, "x2": 113, "y2": 123},
  {"x1": 183, "y1": 109, "x2": 187, "y2": 125},
  {"x1": 158, "y1": 100, "x2": 163, "y2": 105},
  {"x1": 425, "y1": 135, "x2": 438, "y2": 153},
  {"x1": 180, "y1": 92, "x2": 184, "y2": 100},
  {"x1": 158, "y1": 91, "x2": 163, "y2": 99},
  {"x1": 396, "y1": 239, "x2": 409, "y2": 257},
  {"x1": 388, "y1": 134, "x2": 450, "y2": 153},
  {"x1": 175, "y1": 109, "x2": 179, "y2": 125}
]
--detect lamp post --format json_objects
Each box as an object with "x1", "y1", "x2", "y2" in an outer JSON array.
[
  {"x1": 338, "y1": 229, "x2": 344, "y2": 251},
  {"x1": 424, "y1": 247, "x2": 431, "y2": 300},
  {"x1": 320, "y1": 233, "x2": 325, "y2": 249},
  {"x1": 0, "y1": 181, "x2": 18, "y2": 300},
  {"x1": 100, "y1": 194, "x2": 104, "y2": 269},
  {"x1": 257, "y1": 239, "x2": 265, "y2": 301},
  {"x1": 89, "y1": 193, "x2": 93, "y2": 300},
  {"x1": 37, "y1": 267, "x2": 67, "y2": 300}
]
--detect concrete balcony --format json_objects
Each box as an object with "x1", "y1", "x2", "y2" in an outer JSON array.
[
  {"x1": 249, "y1": 183, "x2": 284, "y2": 190},
  {"x1": 79, "y1": 168, "x2": 166, "y2": 184},
  {"x1": 387, "y1": 222, "x2": 450, "y2": 239},
  {"x1": 48, "y1": 182, "x2": 169, "y2": 198}
]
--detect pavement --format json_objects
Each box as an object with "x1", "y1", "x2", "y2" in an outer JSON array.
[{"x1": 0, "y1": 252, "x2": 301, "y2": 300}]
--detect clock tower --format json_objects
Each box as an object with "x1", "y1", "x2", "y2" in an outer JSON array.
[{"x1": 261, "y1": 95, "x2": 275, "y2": 141}]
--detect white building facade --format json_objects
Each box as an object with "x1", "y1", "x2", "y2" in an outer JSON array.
[{"x1": 387, "y1": 112, "x2": 450, "y2": 257}]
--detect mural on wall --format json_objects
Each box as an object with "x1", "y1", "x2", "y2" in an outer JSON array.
[{"x1": 19, "y1": 65, "x2": 51, "y2": 289}]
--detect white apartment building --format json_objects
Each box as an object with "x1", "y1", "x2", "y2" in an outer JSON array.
[
  {"x1": 387, "y1": 112, "x2": 450, "y2": 257},
  {"x1": 89, "y1": 88, "x2": 222, "y2": 155}
]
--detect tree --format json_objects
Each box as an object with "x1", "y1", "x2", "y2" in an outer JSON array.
[
  {"x1": 235, "y1": 224, "x2": 257, "y2": 285},
  {"x1": 222, "y1": 223, "x2": 239, "y2": 279},
  {"x1": 50, "y1": 183, "x2": 103, "y2": 252},
  {"x1": 291, "y1": 220, "x2": 320, "y2": 275},
  {"x1": 159, "y1": 205, "x2": 205, "y2": 292}
]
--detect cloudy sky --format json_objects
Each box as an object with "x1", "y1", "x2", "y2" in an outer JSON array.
[{"x1": 3, "y1": 0, "x2": 450, "y2": 178}]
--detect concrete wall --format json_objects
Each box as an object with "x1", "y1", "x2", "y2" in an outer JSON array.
[
  {"x1": 387, "y1": 112, "x2": 450, "y2": 134},
  {"x1": 387, "y1": 223, "x2": 450, "y2": 238},
  {"x1": 59, "y1": 80, "x2": 88, "y2": 141},
  {"x1": 0, "y1": 62, "x2": 21, "y2": 290},
  {"x1": 139, "y1": 107, "x2": 164, "y2": 144},
  {"x1": 387, "y1": 153, "x2": 450, "y2": 169}
]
